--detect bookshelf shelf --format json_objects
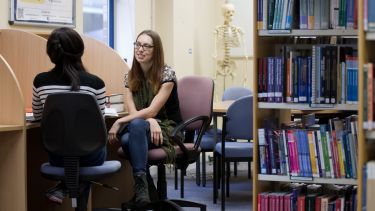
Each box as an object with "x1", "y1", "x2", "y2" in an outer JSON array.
[
  {"x1": 258, "y1": 174, "x2": 358, "y2": 185},
  {"x1": 0, "y1": 125, "x2": 24, "y2": 132},
  {"x1": 258, "y1": 29, "x2": 358, "y2": 37},
  {"x1": 258, "y1": 103, "x2": 358, "y2": 111}
]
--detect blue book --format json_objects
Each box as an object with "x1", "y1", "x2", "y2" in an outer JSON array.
[
  {"x1": 267, "y1": 57, "x2": 275, "y2": 102},
  {"x1": 346, "y1": 0, "x2": 355, "y2": 29},
  {"x1": 298, "y1": 57, "x2": 308, "y2": 103},
  {"x1": 302, "y1": 130, "x2": 313, "y2": 177},
  {"x1": 299, "y1": 0, "x2": 308, "y2": 29},
  {"x1": 285, "y1": 0, "x2": 295, "y2": 29},
  {"x1": 307, "y1": 56, "x2": 312, "y2": 103},
  {"x1": 368, "y1": 0, "x2": 375, "y2": 30},
  {"x1": 266, "y1": 128, "x2": 277, "y2": 174},
  {"x1": 275, "y1": 57, "x2": 283, "y2": 102}
]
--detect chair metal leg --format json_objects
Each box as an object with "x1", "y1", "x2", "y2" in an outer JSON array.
[
  {"x1": 213, "y1": 152, "x2": 217, "y2": 204},
  {"x1": 234, "y1": 161, "x2": 238, "y2": 176},
  {"x1": 157, "y1": 164, "x2": 167, "y2": 200},
  {"x1": 180, "y1": 168, "x2": 185, "y2": 198},
  {"x1": 248, "y1": 161, "x2": 251, "y2": 179},
  {"x1": 221, "y1": 154, "x2": 225, "y2": 211},
  {"x1": 226, "y1": 162, "x2": 230, "y2": 197},
  {"x1": 170, "y1": 199, "x2": 207, "y2": 211},
  {"x1": 202, "y1": 152, "x2": 206, "y2": 187},
  {"x1": 174, "y1": 165, "x2": 178, "y2": 190},
  {"x1": 196, "y1": 154, "x2": 201, "y2": 186}
]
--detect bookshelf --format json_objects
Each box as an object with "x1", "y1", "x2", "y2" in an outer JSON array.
[
  {"x1": 0, "y1": 55, "x2": 26, "y2": 210},
  {"x1": 252, "y1": 0, "x2": 361, "y2": 210},
  {"x1": 359, "y1": 0, "x2": 373, "y2": 210}
]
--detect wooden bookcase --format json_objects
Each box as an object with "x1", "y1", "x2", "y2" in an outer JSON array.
[
  {"x1": 251, "y1": 0, "x2": 362, "y2": 210},
  {"x1": 0, "y1": 55, "x2": 26, "y2": 211},
  {"x1": 358, "y1": 0, "x2": 373, "y2": 210}
]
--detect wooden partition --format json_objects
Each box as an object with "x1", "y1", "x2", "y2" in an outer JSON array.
[
  {"x1": 0, "y1": 29, "x2": 53, "y2": 109},
  {"x1": 0, "y1": 55, "x2": 26, "y2": 211},
  {"x1": 0, "y1": 29, "x2": 132, "y2": 210},
  {"x1": 82, "y1": 35, "x2": 130, "y2": 97}
]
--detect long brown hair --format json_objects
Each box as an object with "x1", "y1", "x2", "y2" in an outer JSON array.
[{"x1": 128, "y1": 30, "x2": 165, "y2": 94}]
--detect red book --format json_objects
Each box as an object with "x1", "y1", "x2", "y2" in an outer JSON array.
[
  {"x1": 297, "y1": 195, "x2": 306, "y2": 211},
  {"x1": 315, "y1": 195, "x2": 322, "y2": 211}
]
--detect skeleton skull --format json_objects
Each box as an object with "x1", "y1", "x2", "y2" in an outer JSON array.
[{"x1": 222, "y1": 3, "x2": 235, "y2": 23}]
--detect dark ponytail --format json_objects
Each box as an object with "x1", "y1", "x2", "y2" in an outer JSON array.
[{"x1": 47, "y1": 27, "x2": 86, "y2": 91}]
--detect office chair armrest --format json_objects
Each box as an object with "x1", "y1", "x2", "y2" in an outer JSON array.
[{"x1": 171, "y1": 115, "x2": 210, "y2": 156}]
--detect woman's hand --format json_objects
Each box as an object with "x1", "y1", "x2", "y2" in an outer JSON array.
[
  {"x1": 108, "y1": 120, "x2": 121, "y2": 146},
  {"x1": 147, "y1": 118, "x2": 163, "y2": 146}
]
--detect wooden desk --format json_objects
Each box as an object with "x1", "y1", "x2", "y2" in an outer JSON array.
[
  {"x1": 213, "y1": 101, "x2": 234, "y2": 114},
  {"x1": 212, "y1": 101, "x2": 234, "y2": 150}
]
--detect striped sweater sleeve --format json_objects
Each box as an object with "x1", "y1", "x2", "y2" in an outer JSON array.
[{"x1": 32, "y1": 85, "x2": 43, "y2": 121}]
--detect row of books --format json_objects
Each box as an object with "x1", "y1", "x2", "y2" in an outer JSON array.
[
  {"x1": 257, "y1": 45, "x2": 358, "y2": 104},
  {"x1": 257, "y1": 0, "x2": 357, "y2": 30},
  {"x1": 258, "y1": 183, "x2": 357, "y2": 211},
  {"x1": 258, "y1": 115, "x2": 358, "y2": 179},
  {"x1": 363, "y1": 63, "x2": 375, "y2": 129},
  {"x1": 364, "y1": 0, "x2": 375, "y2": 31},
  {"x1": 361, "y1": 161, "x2": 375, "y2": 211}
]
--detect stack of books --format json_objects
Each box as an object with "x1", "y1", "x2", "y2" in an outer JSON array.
[{"x1": 105, "y1": 94, "x2": 124, "y2": 116}]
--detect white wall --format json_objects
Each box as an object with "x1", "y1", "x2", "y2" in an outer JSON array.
[{"x1": 114, "y1": 0, "x2": 135, "y2": 64}]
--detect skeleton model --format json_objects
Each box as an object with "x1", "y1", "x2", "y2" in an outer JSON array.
[{"x1": 213, "y1": 2, "x2": 248, "y2": 88}]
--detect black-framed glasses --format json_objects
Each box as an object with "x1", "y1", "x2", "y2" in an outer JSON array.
[{"x1": 133, "y1": 42, "x2": 154, "y2": 51}]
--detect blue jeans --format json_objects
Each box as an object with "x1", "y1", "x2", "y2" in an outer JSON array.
[{"x1": 120, "y1": 118, "x2": 158, "y2": 174}]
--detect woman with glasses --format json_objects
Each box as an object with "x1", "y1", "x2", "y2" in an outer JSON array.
[{"x1": 108, "y1": 30, "x2": 182, "y2": 206}]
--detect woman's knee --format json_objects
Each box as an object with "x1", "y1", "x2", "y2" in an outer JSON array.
[{"x1": 128, "y1": 118, "x2": 149, "y2": 131}]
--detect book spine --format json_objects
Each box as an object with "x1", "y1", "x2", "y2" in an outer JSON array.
[
  {"x1": 258, "y1": 0, "x2": 264, "y2": 29},
  {"x1": 314, "y1": 0, "x2": 321, "y2": 29},
  {"x1": 307, "y1": 0, "x2": 314, "y2": 29},
  {"x1": 299, "y1": 0, "x2": 308, "y2": 29},
  {"x1": 308, "y1": 130, "x2": 319, "y2": 177}
]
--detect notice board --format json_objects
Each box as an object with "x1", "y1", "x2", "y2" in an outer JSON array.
[{"x1": 9, "y1": 0, "x2": 76, "y2": 27}]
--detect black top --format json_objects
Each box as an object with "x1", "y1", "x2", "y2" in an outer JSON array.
[{"x1": 124, "y1": 66, "x2": 182, "y2": 124}]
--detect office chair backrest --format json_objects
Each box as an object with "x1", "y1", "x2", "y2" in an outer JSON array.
[
  {"x1": 225, "y1": 95, "x2": 253, "y2": 140},
  {"x1": 222, "y1": 86, "x2": 252, "y2": 101},
  {"x1": 177, "y1": 75, "x2": 214, "y2": 131},
  {"x1": 41, "y1": 92, "x2": 107, "y2": 157}
]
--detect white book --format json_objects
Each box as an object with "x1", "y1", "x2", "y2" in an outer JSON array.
[{"x1": 106, "y1": 93, "x2": 124, "y2": 104}]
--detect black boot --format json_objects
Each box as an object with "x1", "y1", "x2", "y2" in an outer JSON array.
[{"x1": 133, "y1": 172, "x2": 151, "y2": 206}]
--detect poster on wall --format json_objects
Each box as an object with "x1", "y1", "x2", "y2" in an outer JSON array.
[{"x1": 9, "y1": 0, "x2": 76, "y2": 27}]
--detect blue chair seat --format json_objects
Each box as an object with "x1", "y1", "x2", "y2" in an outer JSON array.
[
  {"x1": 199, "y1": 134, "x2": 218, "y2": 150},
  {"x1": 215, "y1": 142, "x2": 253, "y2": 158},
  {"x1": 40, "y1": 160, "x2": 121, "y2": 181}
]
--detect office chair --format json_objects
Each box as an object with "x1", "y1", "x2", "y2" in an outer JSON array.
[
  {"x1": 39, "y1": 93, "x2": 121, "y2": 211},
  {"x1": 213, "y1": 95, "x2": 253, "y2": 210},
  {"x1": 197, "y1": 86, "x2": 252, "y2": 187},
  {"x1": 119, "y1": 75, "x2": 213, "y2": 211}
]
